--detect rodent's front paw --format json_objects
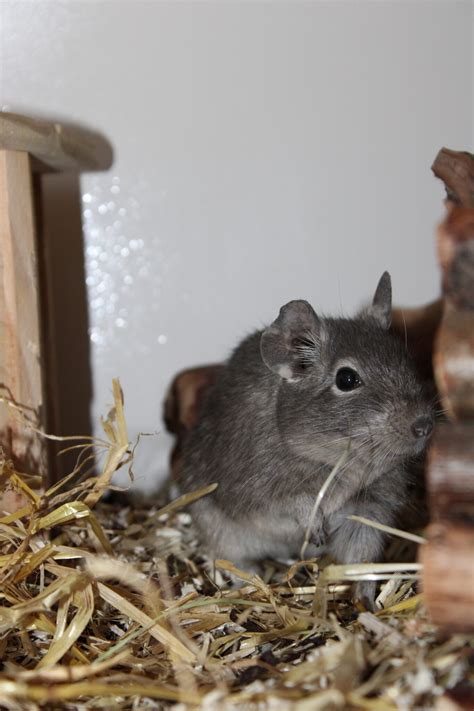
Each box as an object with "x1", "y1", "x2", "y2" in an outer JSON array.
[
  {"x1": 310, "y1": 527, "x2": 326, "y2": 549},
  {"x1": 352, "y1": 580, "x2": 377, "y2": 611},
  {"x1": 302, "y1": 527, "x2": 327, "y2": 558}
]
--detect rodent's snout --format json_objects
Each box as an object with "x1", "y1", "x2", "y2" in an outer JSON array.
[{"x1": 410, "y1": 415, "x2": 434, "y2": 441}]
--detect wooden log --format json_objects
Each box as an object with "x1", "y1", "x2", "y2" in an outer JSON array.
[
  {"x1": 0, "y1": 151, "x2": 47, "y2": 477},
  {"x1": 432, "y1": 147, "x2": 474, "y2": 207},
  {"x1": 422, "y1": 148, "x2": 474, "y2": 631},
  {"x1": 420, "y1": 521, "x2": 474, "y2": 632},
  {"x1": 426, "y1": 422, "x2": 474, "y2": 523},
  {"x1": 437, "y1": 206, "x2": 474, "y2": 310},
  {"x1": 434, "y1": 308, "x2": 474, "y2": 419}
]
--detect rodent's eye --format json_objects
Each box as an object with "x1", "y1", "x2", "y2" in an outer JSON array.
[{"x1": 335, "y1": 367, "x2": 361, "y2": 392}]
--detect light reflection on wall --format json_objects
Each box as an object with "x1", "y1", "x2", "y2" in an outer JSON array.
[{"x1": 82, "y1": 175, "x2": 177, "y2": 364}]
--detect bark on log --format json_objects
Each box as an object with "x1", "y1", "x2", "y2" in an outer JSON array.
[
  {"x1": 422, "y1": 148, "x2": 474, "y2": 632},
  {"x1": 420, "y1": 520, "x2": 474, "y2": 633},
  {"x1": 432, "y1": 147, "x2": 474, "y2": 207},
  {"x1": 426, "y1": 423, "x2": 474, "y2": 523}
]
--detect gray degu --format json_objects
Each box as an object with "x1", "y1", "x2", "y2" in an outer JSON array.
[{"x1": 180, "y1": 272, "x2": 434, "y2": 607}]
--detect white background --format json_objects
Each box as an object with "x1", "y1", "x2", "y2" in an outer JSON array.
[{"x1": 1, "y1": 1, "x2": 473, "y2": 489}]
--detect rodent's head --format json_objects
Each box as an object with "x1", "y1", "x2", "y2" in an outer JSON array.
[{"x1": 260, "y1": 272, "x2": 435, "y2": 474}]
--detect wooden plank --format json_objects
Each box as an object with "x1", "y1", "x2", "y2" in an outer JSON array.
[
  {"x1": 0, "y1": 150, "x2": 47, "y2": 478},
  {"x1": 36, "y1": 172, "x2": 94, "y2": 481},
  {"x1": 0, "y1": 112, "x2": 113, "y2": 174}
]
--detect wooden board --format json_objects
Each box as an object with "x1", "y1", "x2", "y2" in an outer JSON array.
[
  {"x1": 0, "y1": 112, "x2": 113, "y2": 174},
  {"x1": 0, "y1": 150, "x2": 47, "y2": 476}
]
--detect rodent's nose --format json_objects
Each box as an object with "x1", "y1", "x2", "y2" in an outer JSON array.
[{"x1": 411, "y1": 416, "x2": 434, "y2": 439}]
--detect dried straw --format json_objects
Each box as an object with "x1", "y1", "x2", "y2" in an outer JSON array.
[{"x1": 0, "y1": 380, "x2": 471, "y2": 710}]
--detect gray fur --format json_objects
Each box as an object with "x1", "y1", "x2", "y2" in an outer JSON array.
[
  {"x1": 366, "y1": 270, "x2": 392, "y2": 329},
  {"x1": 180, "y1": 273, "x2": 433, "y2": 607}
]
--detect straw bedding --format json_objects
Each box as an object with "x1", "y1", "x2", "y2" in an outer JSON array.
[{"x1": 0, "y1": 380, "x2": 471, "y2": 710}]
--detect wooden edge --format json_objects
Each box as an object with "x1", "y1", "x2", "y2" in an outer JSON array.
[
  {"x1": 437, "y1": 206, "x2": 474, "y2": 309},
  {"x1": 434, "y1": 308, "x2": 474, "y2": 419},
  {"x1": 0, "y1": 151, "x2": 48, "y2": 481},
  {"x1": 0, "y1": 112, "x2": 113, "y2": 173},
  {"x1": 431, "y1": 147, "x2": 474, "y2": 207},
  {"x1": 422, "y1": 147, "x2": 474, "y2": 633},
  {"x1": 427, "y1": 422, "x2": 474, "y2": 499},
  {"x1": 419, "y1": 521, "x2": 474, "y2": 632}
]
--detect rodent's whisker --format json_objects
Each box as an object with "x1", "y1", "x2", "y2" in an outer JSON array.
[{"x1": 400, "y1": 309, "x2": 408, "y2": 351}]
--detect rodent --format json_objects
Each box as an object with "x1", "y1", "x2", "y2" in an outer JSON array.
[{"x1": 180, "y1": 272, "x2": 434, "y2": 607}]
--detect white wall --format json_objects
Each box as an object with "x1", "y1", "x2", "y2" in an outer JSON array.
[{"x1": 1, "y1": 1, "x2": 473, "y2": 489}]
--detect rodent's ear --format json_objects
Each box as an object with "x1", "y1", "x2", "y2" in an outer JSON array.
[
  {"x1": 366, "y1": 271, "x2": 392, "y2": 329},
  {"x1": 260, "y1": 300, "x2": 321, "y2": 381}
]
